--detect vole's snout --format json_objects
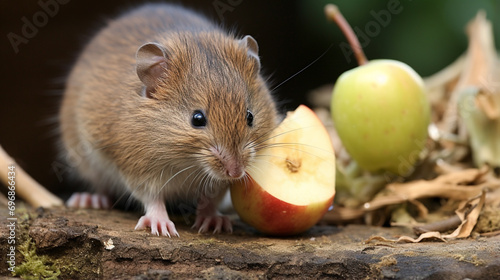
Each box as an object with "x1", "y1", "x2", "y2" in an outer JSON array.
[
  {"x1": 225, "y1": 161, "x2": 245, "y2": 179},
  {"x1": 210, "y1": 147, "x2": 246, "y2": 179}
]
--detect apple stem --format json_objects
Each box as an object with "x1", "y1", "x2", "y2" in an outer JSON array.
[{"x1": 324, "y1": 4, "x2": 368, "y2": 66}]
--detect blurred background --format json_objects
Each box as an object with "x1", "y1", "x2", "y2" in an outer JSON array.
[{"x1": 1, "y1": 0, "x2": 499, "y2": 195}]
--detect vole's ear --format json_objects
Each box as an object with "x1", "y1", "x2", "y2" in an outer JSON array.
[
  {"x1": 239, "y1": 35, "x2": 260, "y2": 72},
  {"x1": 136, "y1": 42, "x2": 168, "y2": 98}
]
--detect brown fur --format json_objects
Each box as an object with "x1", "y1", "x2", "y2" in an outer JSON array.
[{"x1": 60, "y1": 3, "x2": 279, "y2": 209}]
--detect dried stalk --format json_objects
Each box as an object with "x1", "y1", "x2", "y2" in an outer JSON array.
[{"x1": 0, "y1": 145, "x2": 63, "y2": 208}]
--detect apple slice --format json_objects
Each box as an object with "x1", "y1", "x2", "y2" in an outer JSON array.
[{"x1": 231, "y1": 105, "x2": 336, "y2": 235}]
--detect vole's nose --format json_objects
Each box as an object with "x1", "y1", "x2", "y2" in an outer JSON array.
[
  {"x1": 210, "y1": 146, "x2": 246, "y2": 179},
  {"x1": 225, "y1": 161, "x2": 245, "y2": 179},
  {"x1": 226, "y1": 168, "x2": 244, "y2": 179}
]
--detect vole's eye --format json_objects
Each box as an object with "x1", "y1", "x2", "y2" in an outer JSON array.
[
  {"x1": 191, "y1": 110, "x2": 207, "y2": 128},
  {"x1": 246, "y1": 110, "x2": 254, "y2": 127}
]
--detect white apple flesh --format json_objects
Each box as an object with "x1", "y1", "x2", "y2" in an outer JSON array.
[{"x1": 231, "y1": 105, "x2": 336, "y2": 235}]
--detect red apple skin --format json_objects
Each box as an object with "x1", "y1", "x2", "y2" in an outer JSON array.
[{"x1": 231, "y1": 177, "x2": 334, "y2": 236}]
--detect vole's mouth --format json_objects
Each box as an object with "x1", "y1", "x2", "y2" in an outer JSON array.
[{"x1": 205, "y1": 168, "x2": 246, "y2": 182}]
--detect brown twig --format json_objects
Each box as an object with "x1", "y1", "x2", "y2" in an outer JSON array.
[
  {"x1": 480, "y1": 230, "x2": 500, "y2": 237},
  {"x1": 414, "y1": 214, "x2": 463, "y2": 235}
]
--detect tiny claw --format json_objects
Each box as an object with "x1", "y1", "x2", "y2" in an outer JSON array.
[
  {"x1": 66, "y1": 193, "x2": 79, "y2": 208},
  {"x1": 194, "y1": 195, "x2": 232, "y2": 234},
  {"x1": 199, "y1": 217, "x2": 212, "y2": 234},
  {"x1": 66, "y1": 192, "x2": 111, "y2": 209},
  {"x1": 134, "y1": 216, "x2": 147, "y2": 230},
  {"x1": 165, "y1": 220, "x2": 179, "y2": 237},
  {"x1": 193, "y1": 215, "x2": 232, "y2": 234},
  {"x1": 223, "y1": 218, "x2": 233, "y2": 233},
  {"x1": 135, "y1": 214, "x2": 179, "y2": 237},
  {"x1": 213, "y1": 217, "x2": 223, "y2": 234},
  {"x1": 151, "y1": 222, "x2": 159, "y2": 236},
  {"x1": 99, "y1": 196, "x2": 111, "y2": 209},
  {"x1": 79, "y1": 193, "x2": 91, "y2": 208},
  {"x1": 160, "y1": 223, "x2": 169, "y2": 237},
  {"x1": 91, "y1": 195, "x2": 101, "y2": 209}
]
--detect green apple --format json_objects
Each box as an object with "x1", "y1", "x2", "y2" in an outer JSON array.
[
  {"x1": 230, "y1": 105, "x2": 336, "y2": 236},
  {"x1": 326, "y1": 4, "x2": 430, "y2": 176},
  {"x1": 332, "y1": 60, "x2": 430, "y2": 175}
]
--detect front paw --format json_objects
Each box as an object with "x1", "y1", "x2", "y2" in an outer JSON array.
[
  {"x1": 135, "y1": 215, "x2": 179, "y2": 237},
  {"x1": 192, "y1": 215, "x2": 232, "y2": 234}
]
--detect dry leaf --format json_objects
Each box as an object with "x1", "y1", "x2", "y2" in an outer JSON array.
[
  {"x1": 363, "y1": 168, "x2": 489, "y2": 212},
  {"x1": 324, "y1": 168, "x2": 498, "y2": 224},
  {"x1": 438, "y1": 11, "x2": 500, "y2": 168},
  {"x1": 365, "y1": 231, "x2": 447, "y2": 244},
  {"x1": 365, "y1": 191, "x2": 486, "y2": 243},
  {"x1": 424, "y1": 55, "x2": 465, "y2": 123},
  {"x1": 315, "y1": 11, "x2": 500, "y2": 232},
  {"x1": 443, "y1": 191, "x2": 486, "y2": 239}
]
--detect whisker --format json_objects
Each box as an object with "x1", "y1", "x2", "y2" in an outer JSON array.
[
  {"x1": 271, "y1": 43, "x2": 334, "y2": 91},
  {"x1": 246, "y1": 164, "x2": 266, "y2": 180},
  {"x1": 112, "y1": 191, "x2": 132, "y2": 209},
  {"x1": 189, "y1": 168, "x2": 209, "y2": 199},
  {"x1": 181, "y1": 168, "x2": 207, "y2": 201},
  {"x1": 159, "y1": 165, "x2": 196, "y2": 193},
  {"x1": 244, "y1": 123, "x2": 280, "y2": 149},
  {"x1": 253, "y1": 143, "x2": 336, "y2": 166},
  {"x1": 248, "y1": 125, "x2": 320, "y2": 150},
  {"x1": 257, "y1": 141, "x2": 335, "y2": 156},
  {"x1": 113, "y1": 171, "x2": 157, "y2": 209}
]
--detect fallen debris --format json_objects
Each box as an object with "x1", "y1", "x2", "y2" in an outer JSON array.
[{"x1": 318, "y1": 10, "x2": 500, "y2": 242}]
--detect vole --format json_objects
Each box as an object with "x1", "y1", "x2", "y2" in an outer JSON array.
[{"x1": 60, "y1": 3, "x2": 279, "y2": 236}]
